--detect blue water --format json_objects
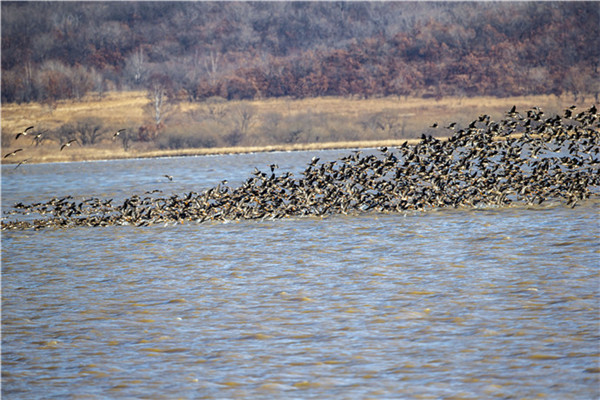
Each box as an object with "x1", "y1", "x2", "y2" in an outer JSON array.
[{"x1": 2, "y1": 151, "x2": 599, "y2": 399}]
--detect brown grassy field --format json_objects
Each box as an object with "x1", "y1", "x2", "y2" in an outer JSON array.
[{"x1": 0, "y1": 91, "x2": 590, "y2": 164}]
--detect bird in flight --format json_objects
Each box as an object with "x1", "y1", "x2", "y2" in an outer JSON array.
[
  {"x1": 15, "y1": 126, "x2": 34, "y2": 140},
  {"x1": 112, "y1": 129, "x2": 126, "y2": 140},
  {"x1": 4, "y1": 149, "x2": 23, "y2": 158},
  {"x1": 14, "y1": 159, "x2": 30, "y2": 169},
  {"x1": 164, "y1": 174, "x2": 173, "y2": 181},
  {"x1": 60, "y1": 139, "x2": 77, "y2": 151},
  {"x1": 32, "y1": 130, "x2": 47, "y2": 145}
]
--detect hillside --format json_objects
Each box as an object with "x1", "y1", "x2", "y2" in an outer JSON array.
[{"x1": 2, "y1": 2, "x2": 598, "y2": 104}]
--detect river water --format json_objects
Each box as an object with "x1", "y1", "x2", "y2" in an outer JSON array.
[{"x1": 2, "y1": 150, "x2": 599, "y2": 399}]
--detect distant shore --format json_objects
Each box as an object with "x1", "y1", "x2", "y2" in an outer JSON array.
[
  {"x1": 1, "y1": 91, "x2": 591, "y2": 165},
  {"x1": 1, "y1": 138, "x2": 426, "y2": 165}
]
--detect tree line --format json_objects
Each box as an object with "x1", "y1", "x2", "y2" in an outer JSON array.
[{"x1": 2, "y1": 1, "x2": 598, "y2": 105}]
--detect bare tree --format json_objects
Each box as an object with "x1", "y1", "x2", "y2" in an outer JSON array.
[
  {"x1": 223, "y1": 104, "x2": 257, "y2": 146},
  {"x1": 124, "y1": 47, "x2": 147, "y2": 86},
  {"x1": 363, "y1": 111, "x2": 402, "y2": 138},
  {"x1": 146, "y1": 73, "x2": 173, "y2": 128},
  {"x1": 68, "y1": 64, "x2": 93, "y2": 100},
  {"x1": 75, "y1": 117, "x2": 104, "y2": 145},
  {"x1": 203, "y1": 96, "x2": 228, "y2": 120},
  {"x1": 204, "y1": 49, "x2": 221, "y2": 85},
  {"x1": 233, "y1": 104, "x2": 256, "y2": 135}
]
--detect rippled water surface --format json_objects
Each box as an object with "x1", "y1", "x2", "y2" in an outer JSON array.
[{"x1": 2, "y1": 152, "x2": 599, "y2": 399}]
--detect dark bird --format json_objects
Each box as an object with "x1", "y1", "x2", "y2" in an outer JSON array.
[
  {"x1": 564, "y1": 109, "x2": 573, "y2": 119},
  {"x1": 14, "y1": 159, "x2": 29, "y2": 169},
  {"x1": 112, "y1": 129, "x2": 126, "y2": 140},
  {"x1": 4, "y1": 149, "x2": 23, "y2": 158},
  {"x1": 32, "y1": 130, "x2": 47, "y2": 145},
  {"x1": 164, "y1": 175, "x2": 173, "y2": 181},
  {"x1": 252, "y1": 167, "x2": 264, "y2": 176},
  {"x1": 15, "y1": 126, "x2": 34, "y2": 140},
  {"x1": 60, "y1": 139, "x2": 77, "y2": 151},
  {"x1": 446, "y1": 122, "x2": 457, "y2": 129},
  {"x1": 430, "y1": 122, "x2": 438, "y2": 128}
]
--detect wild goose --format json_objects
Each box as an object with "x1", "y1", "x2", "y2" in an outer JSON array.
[
  {"x1": 15, "y1": 126, "x2": 34, "y2": 140},
  {"x1": 112, "y1": 129, "x2": 126, "y2": 140},
  {"x1": 60, "y1": 139, "x2": 77, "y2": 151},
  {"x1": 4, "y1": 148, "x2": 23, "y2": 158}
]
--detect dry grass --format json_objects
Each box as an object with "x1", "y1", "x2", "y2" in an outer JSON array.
[
  {"x1": 1, "y1": 91, "x2": 147, "y2": 131},
  {"x1": 1, "y1": 91, "x2": 590, "y2": 164}
]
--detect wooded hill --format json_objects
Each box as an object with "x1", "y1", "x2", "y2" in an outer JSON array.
[{"x1": 2, "y1": 1, "x2": 599, "y2": 104}]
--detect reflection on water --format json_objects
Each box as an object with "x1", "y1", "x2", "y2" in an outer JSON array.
[{"x1": 2, "y1": 153, "x2": 599, "y2": 399}]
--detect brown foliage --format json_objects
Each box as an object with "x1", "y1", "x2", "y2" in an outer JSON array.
[{"x1": 1, "y1": 2, "x2": 598, "y2": 103}]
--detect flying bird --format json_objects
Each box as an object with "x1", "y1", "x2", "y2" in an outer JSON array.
[
  {"x1": 164, "y1": 174, "x2": 173, "y2": 181},
  {"x1": 60, "y1": 139, "x2": 77, "y2": 151},
  {"x1": 32, "y1": 130, "x2": 47, "y2": 145},
  {"x1": 14, "y1": 159, "x2": 30, "y2": 169},
  {"x1": 112, "y1": 129, "x2": 126, "y2": 140},
  {"x1": 4, "y1": 149, "x2": 23, "y2": 158},
  {"x1": 15, "y1": 126, "x2": 34, "y2": 140}
]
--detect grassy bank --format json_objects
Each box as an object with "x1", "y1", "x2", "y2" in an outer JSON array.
[{"x1": 0, "y1": 91, "x2": 588, "y2": 164}]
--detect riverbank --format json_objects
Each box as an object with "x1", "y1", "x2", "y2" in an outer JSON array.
[
  {"x1": 3, "y1": 104, "x2": 598, "y2": 230},
  {"x1": 1, "y1": 92, "x2": 588, "y2": 164},
  {"x1": 1, "y1": 138, "x2": 428, "y2": 165}
]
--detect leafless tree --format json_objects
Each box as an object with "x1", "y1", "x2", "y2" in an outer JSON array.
[
  {"x1": 233, "y1": 104, "x2": 256, "y2": 135},
  {"x1": 204, "y1": 50, "x2": 221, "y2": 85},
  {"x1": 363, "y1": 111, "x2": 402, "y2": 138},
  {"x1": 222, "y1": 104, "x2": 257, "y2": 146},
  {"x1": 124, "y1": 47, "x2": 147, "y2": 87},
  {"x1": 146, "y1": 73, "x2": 173, "y2": 128},
  {"x1": 75, "y1": 117, "x2": 104, "y2": 145}
]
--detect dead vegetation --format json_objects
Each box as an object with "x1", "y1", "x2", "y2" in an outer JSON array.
[{"x1": 1, "y1": 91, "x2": 593, "y2": 164}]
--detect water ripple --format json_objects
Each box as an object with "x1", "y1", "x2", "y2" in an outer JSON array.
[{"x1": 2, "y1": 158, "x2": 599, "y2": 399}]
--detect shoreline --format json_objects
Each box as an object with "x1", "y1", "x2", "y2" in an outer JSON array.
[
  {"x1": 1, "y1": 138, "x2": 426, "y2": 165},
  {"x1": 2, "y1": 91, "x2": 592, "y2": 165},
  {"x1": 3, "y1": 104, "x2": 598, "y2": 230}
]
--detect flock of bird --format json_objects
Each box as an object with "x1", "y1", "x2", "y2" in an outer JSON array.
[
  {"x1": 2, "y1": 105, "x2": 598, "y2": 230},
  {"x1": 3, "y1": 127, "x2": 127, "y2": 167},
  {"x1": 3, "y1": 126, "x2": 39, "y2": 167}
]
